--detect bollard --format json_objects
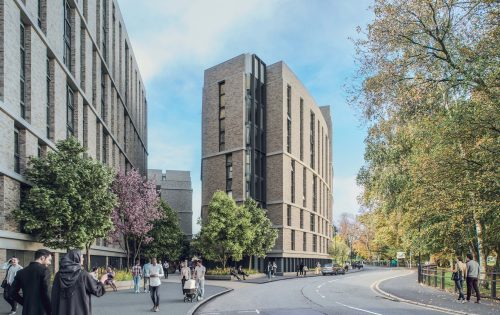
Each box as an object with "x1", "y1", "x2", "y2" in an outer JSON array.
[
  {"x1": 492, "y1": 270, "x2": 497, "y2": 299},
  {"x1": 440, "y1": 269, "x2": 445, "y2": 290},
  {"x1": 434, "y1": 268, "x2": 438, "y2": 287}
]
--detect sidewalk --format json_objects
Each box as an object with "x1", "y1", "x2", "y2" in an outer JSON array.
[{"x1": 377, "y1": 270, "x2": 500, "y2": 315}]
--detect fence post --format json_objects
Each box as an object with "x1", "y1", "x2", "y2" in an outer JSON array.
[
  {"x1": 441, "y1": 269, "x2": 445, "y2": 290},
  {"x1": 418, "y1": 263, "x2": 422, "y2": 283},
  {"x1": 492, "y1": 269, "x2": 497, "y2": 299},
  {"x1": 434, "y1": 267, "x2": 438, "y2": 287},
  {"x1": 427, "y1": 266, "x2": 431, "y2": 286}
]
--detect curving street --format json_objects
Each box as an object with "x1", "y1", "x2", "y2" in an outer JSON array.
[{"x1": 196, "y1": 268, "x2": 448, "y2": 315}]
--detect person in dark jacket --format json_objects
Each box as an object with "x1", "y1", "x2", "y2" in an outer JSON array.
[
  {"x1": 9, "y1": 249, "x2": 53, "y2": 315},
  {"x1": 51, "y1": 249, "x2": 106, "y2": 315}
]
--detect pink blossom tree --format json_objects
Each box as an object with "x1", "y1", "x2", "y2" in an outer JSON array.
[{"x1": 111, "y1": 169, "x2": 162, "y2": 268}]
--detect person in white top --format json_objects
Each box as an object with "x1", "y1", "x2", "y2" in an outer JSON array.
[
  {"x1": 194, "y1": 260, "x2": 206, "y2": 299},
  {"x1": 148, "y1": 258, "x2": 164, "y2": 312},
  {"x1": 180, "y1": 261, "x2": 191, "y2": 293},
  {"x1": 162, "y1": 261, "x2": 169, "y2": 279},
  {"x1": 2, "y1": 257, "x2": 23, "y2": 315}
]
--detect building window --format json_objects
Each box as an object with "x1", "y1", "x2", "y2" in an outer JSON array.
[
  {"x1": 66, "y1": 85, "x2": 74, "y2": 137},
  {"x1": 219, "y1": 81, "x2": 225, "y2": 151},
  {"x1": 302, "y1": 167, "x2": 307, "y2": 207},
  {"x1": 102, "y1": 132, "x2": 108, "y2": 164},
  {"x1": 37, "y1": 0, "x2": 42, "y2": 28},
  {"x1": 14, "y1": 128, "x2": 20, "y2": 173},
  {"x1": 300, "y1": 209, "x2": 304, "y2": 229},
  {"x1": 313, "y1": 235, "x2": 317, "y2": 252},
  {"x1": 299, "y1": 98, "x2": 303, "y2": 160},
  {"x1": 101, "y1": 70, "x2": 106, "y2": 120},
  {"x1": 63, "y1": 0, "x2": 72, "y2": 71},
  {"x1": 226, "y1": 153, "x2": 232, "y2": 196},
  {"x1": 291, "y1": 230, "x2": 295, "y2": 251},
  {"x1": 123, "y1": 113, "x2": 127, "y2": 152},
  {"x1": 125, "y1": 42, "x2": 129, "y2": 104},
  {"x1": 102, "y1": 0, "x2": 108, "y2": 62},
  {"x1": 313, "y1": 175, "x2": 317, "y2": 212},
  {"x1": 310, "y1": 214, "x2": 315, "y2": 232},
  {"x1": 303, "y1": 232, "x2": 307, "y2": 251},
  {"x1": 287, "y1": 205, "x2": 291, "y2": 226},
  {"x1": 46, "y1": 58, "x2": 51, "y2": 139},
  {"x1": 286, "y1": 85, "x2": 291, "y2": 153},
  {"x1": 318, "y1": 123, "x2": 320, "y2": 174},
  {"x1": 310, "y1": 112, "x2": 315, "y2": 169},
  {"x1": 20, "y1": 23, "x2": 26, "y2": 119},
  {"x1": 291, "y1": 160, "x2": 295, "y2": 203}
]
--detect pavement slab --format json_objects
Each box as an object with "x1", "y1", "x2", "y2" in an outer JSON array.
[{"x1": 378, "y1": 269, "x2": 500, "y2": 315}]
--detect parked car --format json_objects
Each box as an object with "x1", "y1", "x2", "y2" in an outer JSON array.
[
  {"x1": 352, "y1": 261, "x2": 364, "y2": 269},
  {"x1": 322, "y1": 263, "x2": 345, "y2": 275}
]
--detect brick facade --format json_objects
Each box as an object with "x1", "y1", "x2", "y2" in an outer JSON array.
[
  {"x1": 0, "y1": 0, "x2": 148, "y2": 264},
  {"x1": 201, "y1": 54, "x2": 334, "y2": 272}
]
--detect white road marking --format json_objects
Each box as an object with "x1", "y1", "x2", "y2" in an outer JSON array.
[
  {"x1": 237, "y1": 311, "x2": 259, "y2": 314},
  {"x1": 335, "y1": 301, "x2": 383, "y2": 315}
]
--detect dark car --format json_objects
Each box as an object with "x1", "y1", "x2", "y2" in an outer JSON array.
[{"x1": 333, "y1": 263, "x2": 346, "y2": 275}]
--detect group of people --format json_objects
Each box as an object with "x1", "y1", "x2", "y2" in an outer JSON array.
[
  {"x1": 179, "y1": 259, "x2": 206, "y2": 300},
  {"x1": 229, "y1": 265, "x2": 250, "y2": 280},
  {"x1": 266, "y1": 261, "x2": 278, "y2": 279},
  {"x1": 295, "y1": 262, "x2": 309, "y2": 276},
  {"x1": 451, "y1": 254, "x2": 482, "y2": 304},
  {"x1": 1, "y1": 249, "x2": 106, "y2": 315}
]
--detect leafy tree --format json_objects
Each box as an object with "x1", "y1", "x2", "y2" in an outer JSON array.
[
  {"x1": 328, "y1": 235, "x2": 350, "y2": 264},
  {"x1": 14, "y1": 137, "x2": 116, "y2": 269},
  {"x1": 111, "y1": 169, "x2": 162, "y2": 268},
  {"x1": 243, "y1": 199, "x2": 278, "y2": 269},
  {"x1": 350, "y1": 0, "x2": 499, "y2": 271},
  {"x1": 143, "y1": 200, "x2": 184, "y2": 261},
  {"x1": 192, "y1": 191, "x2": 252, "y2": 269}
]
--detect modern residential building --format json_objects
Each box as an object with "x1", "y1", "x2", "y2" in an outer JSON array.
[
  {"x1": 148, "y1": 169, "x2": 193, "y2": 240},
  {"x1": 0, "y1": 0, "x2": 148, "y2": 271},
  {"x1": 201, "y1": 54, "x2": 333, "y2": 272}
]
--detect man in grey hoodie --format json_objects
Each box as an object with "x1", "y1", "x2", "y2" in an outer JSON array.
[{"x1": 465, "y1": 253, "x2": 481, "y2": 303}]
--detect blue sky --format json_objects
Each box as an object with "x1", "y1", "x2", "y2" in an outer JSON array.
[{"x1": 117, "y1": 0, "x2": 374, "y2": 232}]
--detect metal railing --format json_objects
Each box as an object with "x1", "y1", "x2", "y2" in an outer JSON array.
[{"x1": 419, "y1": 264, "x2": 498, "y2": 300}]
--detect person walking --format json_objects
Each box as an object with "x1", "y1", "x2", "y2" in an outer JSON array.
[
  {"x1": 148, "y1": 258, "x2": 164, "y2": 312},
  {"x1": 299, "y1": 262, "x2": 304, "y2": 276},
  {"x1": 194, "y1": 260, "x2": 206, "y2": 300},
  {"x1": 131, "y1": 260, "x2": 142, "y2": 293},
  {"x1": 2, "y1": 257, "x2": 23, "y2": 315},
  {"x1": 143, "y1": 259, "x2": 151, "y2": 293},
  {"x1": 266, "y1": 262, "x2": 272, "y2": 279},
  {"x1": 162, "y1": 260, "x2": 169, "y2": 279},
  {"x1": 465, "y1": 253, "x2": 481, "y2": 303},
  {"x1": 452, "y1": 257, "x2": 466, "y2": 302},
  {"x1": 51, "y1": 250, "x2": 106, "y2": 315},
  {"x1": 9, "y1": 249, "x2": 52, "y2": 315},
  {"x1": 272, "y1": 261, "x2": 277, "y2": 277},
  {"x1": 180, "y1": 261, "x2": 191, "y2": 293},
  {"x1": 315, "y1": 262, "x2": 321, "y2": 275}
]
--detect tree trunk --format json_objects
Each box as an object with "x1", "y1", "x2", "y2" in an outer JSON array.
[
  {"x1": 125, "y1": 237, "x2": 131, "y2": 269},
  {"x1": 473, "y1": 216, "x2": 487, "y2": 280},
  {"x1": 85, "y1": 243, "x2": 92, "y2": 271},
  {"x1": 248, "y1": 255, "x2": 253, "y2": 270}
]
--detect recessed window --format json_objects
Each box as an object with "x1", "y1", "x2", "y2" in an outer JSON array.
[{"x1": 287, "y1": 205, "x2": 291, "y2": 226}]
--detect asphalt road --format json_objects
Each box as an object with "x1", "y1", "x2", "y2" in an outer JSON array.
[{"x1": 196, "y1": 268, "x2": 446, "y2": 315}]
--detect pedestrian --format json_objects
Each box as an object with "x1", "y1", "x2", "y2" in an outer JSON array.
[
  {"x1": 148, "y1": 258, "x2": 163, "y2": 312},
  {"x1": 2, "y1": 257, "x2": 23, "y2": 315},
  {"x1": 104, "y1": 266, "x2": 117, "y2": 291},
  {"x1": 143, "y1": 259, "x2": 151, "y2": 293},
  {"x1": 296, "y1": 264, "x2": 299, "y2": 277},
  {"x1": 180, "y1": 261, "x2": 191, "y2": 293},
  {"x1": 465, "y1": 253, "x2": 481, "y2": 303},
  {"x1": 315, "y1": 262, "x2": 321, "y2": 275},
  {"x1": 89, "y1": 267, "x2": 99, "y2": 281},
  {"x1": 194, "y1": 260, "x2": 206, "y2": 300},
  {"x1": 51, "y1": 250, "x2": 106, "y2": 315},
  {"x1": 266, "y1": 262, "x2": 272, "y2": 279},
  {"x1": 272, "y1": 261, "x2": 277, "y2": 277},
  {"x1": 131, "y1": 260, "x2": 142, "y2": 293},
  {"x1": 303, "y1": 265, "x2": 308, "y2": 276},
  {"x1": 237, "y1": 265, "x2": 249, "y2": 280},
  {"x1": 299, "y1": 262, "x2": 304, "y2": 276},
  {"x1": 451, "y1": 257, "x2": 466, "y2": 302},
  {"x1": 9, "y1": 249, "x2": 52, "y2": 315},
  {"x1": 162, "y1": 260, "x2": 169, "y2": 279}
]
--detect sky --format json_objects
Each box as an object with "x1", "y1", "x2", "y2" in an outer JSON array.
[{"x1": 117, "y1": 0, "x2": 374, "y2": 232}]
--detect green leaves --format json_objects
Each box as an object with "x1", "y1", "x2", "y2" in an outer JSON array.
[
  {"x1": 13, "y1": 137, "x2": 116, "y2": 250},
  {"x1": 193, "y1": 192, "x2": 277, "y2": 269}
]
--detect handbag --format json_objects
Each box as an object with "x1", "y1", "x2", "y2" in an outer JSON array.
[
  {"x1": 1, "y1": 265, "x2": 12, "y2": 288},
  {"x1": 451, "y1": 271, "x2": 459, "y2": 281}
]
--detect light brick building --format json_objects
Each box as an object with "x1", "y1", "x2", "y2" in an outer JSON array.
[
  {"x1": 201, "y1": 54, "x2": 333, "y2": 272},
  {"x1": 148, "y1": 169, "x2": 193, "y2": 240},
  {"x1": 0, "y1": 0, "x2": 147, "y2": 270}
]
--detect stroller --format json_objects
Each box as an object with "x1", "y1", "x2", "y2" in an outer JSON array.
[{"x1": 183, "y1": 279, "x2": 199, "y2": 302}]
